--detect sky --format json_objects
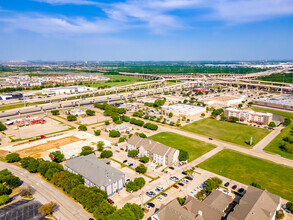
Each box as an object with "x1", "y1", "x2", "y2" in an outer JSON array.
[{"x1": 0, "y1": 0, "x2": 293, "y2": 61}]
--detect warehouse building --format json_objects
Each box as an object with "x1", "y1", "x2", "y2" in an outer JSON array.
[
  {"x1": 199, "y1": 95, "x2": 245, "y2": 107},
  {"x1": 161, "y1": 103, "x2": 206, "y2": 119},
  {"x1": 42, "y1": 86, "x2": 92, "y2": 95},
  {"x1": 254, "y1": 97, "x2": 293, "y2": 111}
]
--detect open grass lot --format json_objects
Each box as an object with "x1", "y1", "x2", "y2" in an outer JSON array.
[
  {"x1": 85, "y1": 75, "x2": 146, "y2": 88},
  {"x1": 149, "y1": 132, "x2": 217, "y2": 162},
  {"x1": 181, "y1": 118, "x2": 270, "y2": 147},
  {"x1": 264, "y1": 123, "x2": 293, "y2": 160},
  {"x1": 198, "y1": 149, "x2": 293, "y2": 201},
  {"x1": 251, "y1": 106, "x2": 293, "y2": 118}
]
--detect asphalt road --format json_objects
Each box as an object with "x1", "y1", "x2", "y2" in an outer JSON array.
[{"x1": 0, "y1": 161, "x2": 92, "y2": 220}]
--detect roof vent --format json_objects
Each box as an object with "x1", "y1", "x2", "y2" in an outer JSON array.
[{"x1": 198, "y1": 210, "x2": 203, "y2": 216}]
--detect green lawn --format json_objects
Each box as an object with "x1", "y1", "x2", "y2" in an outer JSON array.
[
  {"x1": 181, "y1": 118, "x2": 270, "y2": 147},
  {"x1": 264, "y1": 124, "x2": 293, "y2": 160},
  {"x1": 149, "y1": 132, "x2": 217, "y2": 162},
  {"x1": 251, "y1": 106, "x2": 293, "y2": 118},
  {"x1": 198, "y1": 149, "x2": 293, "y2": 201}
]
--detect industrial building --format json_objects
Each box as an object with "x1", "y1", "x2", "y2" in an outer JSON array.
[
  {"x1": 224, "y1": 108, "x2": 273, "y2": 125},
  {"x1": 161, "y1": 103, "x2": 206, "y2": 119},
  {"x1": 64, "y1": 154, "x2": 125, "y2": 197},
  {"x1": 106, "y1": 123, "x2": 132, "y2": 133},
  {"x1": 42, "y1": 86, "x2": 92, "y2": 95},
  {"x1": 254, "y1": 97, "x2": 293, "y2": 111},
  {"x1": 199, "y1": 95, "x2": 245, "y2": 107}
]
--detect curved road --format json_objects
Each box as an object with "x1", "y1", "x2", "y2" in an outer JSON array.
[{"x1": 0, "y1": 161, "x2": 92, "y2": 220}]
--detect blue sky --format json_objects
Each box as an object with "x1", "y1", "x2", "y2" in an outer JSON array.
[{"x1": 0, "y1": 0, "x2": 293, "y2": 61}]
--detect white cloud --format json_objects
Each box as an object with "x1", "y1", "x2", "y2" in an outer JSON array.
[{"x1": 35, "y1": 0, "x2": 98, "y2": 5}]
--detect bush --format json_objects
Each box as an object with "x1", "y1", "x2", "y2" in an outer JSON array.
[
  {"x1": 284, "y1": 118, "x2": 291, "y2": 126},
  {"x1": 121, "y1": 115, "x2": 130, "y2": 122},
  {"x1": 109, "y1": 130, "x2": 121, "y2": 138},
  {"x1": 286, "y1": 202, "x2": 293, "y2": 213},
  {"x1": 80, "y1": 146, "x2": 94, "y2": 156},
  {"x1": 115, "y1": 120, "x2": 123, "y2": 125},
  {"x1": 143, "y1": 123, "x2": 158, "y2": 131},
  {"x1": 118, "y1": 137, "x2": 125, "y2": 143},
  {"x1": 51, "y1": 110, "x2": 59, "y2": 115},
  {"x1": 250, "y1": 182, "x2": 263, "y2": 189},
  {"x1": 67, "y1": 115, "x2": 77, "y2": 121},
  {"x1": 86, "y1": 109, "x2": 95, "y2": 116},
  {"x1": 39, "y1": 202, "x2": 57, "y2": 216},
  {"x1": 126, "y1": 177, "x2": 145, "y2": 192},
  {"x1": 49, "y1": 151, "x2": 64, "y2": 163},
  {"x1": 128, "y1": 150, "x2": 139, "y2": 158},
  {"x1": 135, "y1": 164, "x2": 147, "y2": 174},
  {"x1": 139, "y1": 156, "x2": 149, "y2": 163},
  {"x1": 5, "y1": 153, "x2": 21, "y2": 163},
  {"x1": 100, "y1": 150, "x2": 113, "y2": 158},
  {"x1": 177, "y1": 197, "x2": 186, "y2": 206},
  {"x1": 135, "y1": 132, "x2": 147, "y2": 138},
  {"x1": 178, "y1": 150, "x2": 189, "y2": 161},
  {"x1": 94, "y1": 130, "x2": 101, "y2": 136},
  {"x1": 78, "y1": 124, "x2": 87, "y2": 131},
  {"x1": 276, "y1": 210, "x2": 284, "y2": 219},
  {"x1": 0, "y1": 195, "x2": 10, "y2": 205},
  {"x1": 97, "y1": 141, "x2": 105, "y2": 151},
  {"x1": 168, "y1": 113, "x2": 173, "y2": 118},
  {"x1": 0, "y1": 122, "x2": 7, "y2": 131},
  {"x1": 0, "y1": 184, "x2": 11, "y2": 196},
  {"x1": 105, "y1": 121, "x2": 110, "y2": 125},
  {"x1": 268, "y1": 122, "x2": 276, "y2": 128}
]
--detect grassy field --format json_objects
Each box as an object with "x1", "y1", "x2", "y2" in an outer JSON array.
[
  {"x1": 85, "y1": 75, "x2": 146, "y2": 88},
  {"x1": 149, "y1": 132, "x2": 217, "y2": 162},
  {"x1": 181, "y1": 118, "x2": 270, "y2": 147},
  {"x1": 264, "y1": 124, "x2": 293, "y2": 160},
  {"x1": 198, "y1": 149, "x2": 293, "y2": 201},
  {"x1": 251, "y1": 106, "x2": 293, "y2": 118}
]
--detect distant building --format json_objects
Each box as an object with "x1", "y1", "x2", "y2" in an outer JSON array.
[
  {"x1": 228, "y1": 186, "x2": 281, "y2": 220},
  {"x1": 199, "y1": 95, "x2": 245, "y2": 107},
  {"x1": 224, "y1": 108, "x2": 273, "y2": 125},
  {"x1": 106, "y1": 123, "x2": 132, "y2": 133},
  {"x1": 161, "y1": 103, "x2": 206, "y2": 119},
  {"x1": 254, "y1": 97, "x2": 293, "y2": 111},
  {"x1": 151, "y1": 190, "x2": 232, "y2": 220},
  {"x1": 193, "y1": 88, "x2": 206, "y2": 93},
  {"x1": 42, "y1": 86, "x2": 92, "y2": 95},
  {"x1": 66, "y1": 108, "x2": 86, "y2": 116},
  {"x1": 64, "y1": 154, "x2": 125, "y2": 197},
  {"x1": 127, "y1": 135, "x2": 179, "y2": 166}
]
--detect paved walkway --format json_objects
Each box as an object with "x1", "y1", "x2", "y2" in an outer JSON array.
[
  {"x1": 253, "y1": 126, "x2": 282, "y2": 151},
  {"x1": 0, "y1": 162, "x2": 93, "y2": 220}
]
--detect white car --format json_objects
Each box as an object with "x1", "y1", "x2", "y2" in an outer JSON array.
[
  {"x1": 182, "y1": 179, "x2": 189, "y2": 184},
  {"x1": 156, "y1": 197, "x2": 163, "y2": 202},
  {"x1": 145, "y1": 205, "x2": 151, "y2": 210}
]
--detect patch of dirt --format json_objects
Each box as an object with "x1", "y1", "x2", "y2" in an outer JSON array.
[
  {"x1": 0, "y1": 150, "x2": 9, "y2": 157},
  {"x1": 15, "y1": 136, "x2": 81, "y2": 158}
]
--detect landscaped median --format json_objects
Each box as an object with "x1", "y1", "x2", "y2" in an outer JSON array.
[
  {"x1": 149, "y1": 132, "x2": 217, "y2": 162},
  {"x1": 197, "y1": 149, "x2": 293, "y2": 201},
  {"x1": 181, "y1": 118, "x2": 270, "y2": 147}
]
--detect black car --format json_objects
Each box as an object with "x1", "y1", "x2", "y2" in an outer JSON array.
[
  {"x1": 182, "y1": 171, "x2": 187, "y2": 175},
  {"x1": 161, "y1": 193, "x2": 167, "y2": 197},
  {"x1": 186, "y1": 176, "x2": 193, "y2": 181},
  {"x1": 232, "y1": 185, "x2": 237, "y2": 190},
  {"x1": 169, "y1": 167, "x2": 175, "y2": 170},
  {"x1": 148, "y1": 202, "x2": 155, "y2": 208},
  {"x1": 178, "y1": 182, "x2": 184, "y2": 186},
  {"x1": 238, "y1": 188, "x2": 245, "y2": 193},
  {"x1": 123, "y1": 160, "x2": 127, "y2": 163},
  {"x1": 209, "y1": 138, "x2": 213, "y2": 140},
  {"x1": 224, "y1": 182, "x2": 230, "y2": 187}
]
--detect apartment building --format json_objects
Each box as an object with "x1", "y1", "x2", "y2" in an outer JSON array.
[
  {"x1": 127, "y1": 135, "x2": 179, "y2": 166},
  {"x1": 223, "y1": 108, "x2": 273, "y2": 125}
]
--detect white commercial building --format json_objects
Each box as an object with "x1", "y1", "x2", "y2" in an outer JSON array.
[
  {"x1": 42, "y1": 86, "x2": 92, "y2": 95},
  {"x1": 200, "y1": 95, "x2": 245, "y2": 107},
  {"x1": 224, "y1": 108, "x2": 273, "y2": 125},
  {"x1": 161, "y1": 103, "x2": 206, "y2": 119}
]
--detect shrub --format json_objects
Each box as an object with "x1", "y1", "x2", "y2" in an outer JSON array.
[
  {"x1": 135, "y1": 132, "x2": 147, "y2": 138},
  {"x1": 118, "y1": 137, "x2": 125, "y2": 143},
  {"x1": 0, "y1": 122, "x2": 6, "y2": 131},
  {"x1": 49, "y1": 151, "x2": 64, "y2": 163},
  {"x1": 50, "y1": 110, "x2": 59, "y2": 115},
  {"x1": 177, "y1": 197, "x2": 186, "y2": 206},
  {"x1": 100, "y1": 150, "x2": 113, "y2": 158},
  {"x1": 80, "y1": 146, "x2": 94, "y2": 156},
  {"x1": 168, "y1": 113, "x2": 173, "y2": 118},
  {"x1": 97, "y1": 141, "x2": 105, "y2": 151},
  {"x1": 78, "y1": 124, "x2": 87, "y2": 131},
  {"x1": 276, "y1": 210, "x2": 284, "y2": 219},
  {"x1": 178, "y1": 150, "x2": 189, "y2": 161},
  {"x1": 139, "y1": 156, "x2": 149, "y2": 163},
  {"x1": 286, "y1": 202, "x2": 293, "y2": 213},
  {"x1": 135, "y1": 164, "x2": 147, "y2": 174},
  {"x1": 86, "y1": 109, "x2": 95, "y2": 116},
  {"x1": 143, "y1": 123, "x2": 158, "y2": 130},
  {"x1": 268, "y1": 122, "x2": 276, "y2": 128},
  {"x1": 67, "y1": 115, "x2": 77, "y2": 121},
  {"x1": 250, "y1": 182, "x2": 263, "y2": 189},
  {"x1": 5, "y1": 153, "x2": 21, "y2": 163},
  {"x1": 128, "y1": 150, "x2": 139, "y2": 158},
  {"x1": 105, "y1": 121, "x2": 110, "y2": 125},
  {"x1": 284, "y1": 118, "x2": 291, "y2": 126},
  {"x1": 109, "y1": 130, "x2": 121, "y2": 138},
  {"x1": 126, "y1": 177, "x2": 145, "y2": 192},
  {"x1": 39, "y1": 202, "x2": 57, "y2": 216},
  {"x1": 94, "y1": 130, "x2": 101, "y2": 136}
]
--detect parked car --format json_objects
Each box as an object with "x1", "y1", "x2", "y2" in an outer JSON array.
[
  {"x1": 170, "y1": 176, "x2": 179, "y2": 182},
  {"x1": 161, "y1": 193, "x2": 167, "y2": 197},
  {"x1": 145, "y1": 205, "x2": 151, "y2": 210},
  {"x1": 120, "y1": 148, "x2": 124, "y2": 151},
  {"x1": 148, "y1": 202, "x2": 155, "y2": 208},
  {"x1": 173, "y1": 185, "x2": 179, "y2": 189},
  {"x1": 224, "y1": 182, "x2": 230, "y2": 187},
  {"x1": 107, "y1": 198, "x2": 114, "y2": 204},
  {"x1": 238, "y1": 188, "x2": 245, "y2": 193},
  {"x1": 156, "y1": 185, "x2": 164, "y2": 192},
  {"x1": 182, "y1": 171, "x2": 187, "y2": 175},
  {"x1": 156, "y1": 197, "x2": 163, "y2": 202},
  {"x1": 155, "y1": 166, "x2": 159, "y2": 169},
  {"x1": 182, "y1": 179, "x2": 189, "y2": 184},
  {"x1": 232, "y1": 185, "x2": 237, "y2": 190},
  {"x1": 169, "y1": 167, "x2": 175, "y2": 170},
  {"x1": 126, "y1": 179, "x2": 130, "y2": 184},
  {"x1": 178, "y1": 182, "x2": 184, "y2": 186},
  {"x1": 209, "y1": 138, "x2": 213, "y2": 140},
  {"x1": 123, "y1": 160, "x2": 127, "y2": 163},
  {"x1": 186, "y1": 176, "x2": 193, "y2": 181}
]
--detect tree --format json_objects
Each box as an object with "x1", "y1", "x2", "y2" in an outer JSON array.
[
  {"x1": 286, "y1": 202, "x2": 293, "y2": 213},
  {"x1": 248, "y1": 102, "x2": 253, "y2": 107},
  {"x1": 168, "y1": 112, "x2": 173, "y2": 118},
  {"x1": 221, "y1": 115, "x2": 227, "y2": 121},
  {"x1": 0, "y1": 184, "x2": 11, "y2": 195},
  {"x1": 80, "y1": 146, "x2": 94, "y2": 156},
  {"x1": 0, "y1": 122, "x2": 6, "y2": 131},
  {"x1": 177, "y1": 197, "x2": 186, "y2": 206},
  {"x1": 109, "y1": 130, "x2": 121, "y2": 138},
  {"x1": 26, "y1": 158, "x2": 40, "y2": 173},
  {"x1": 20, "y1": 157, "x2": 35, "y2": 169},
  {"x1": 49, "y1": 151, "x2": 64, "y2": 163},
  {"x1": 0, "y1": 195, "x2": 10, "y2": 205},
  {"x1": 178, "y1": 150, "x2": 189, "y2": 161},
  {"x1": 94, "y1": 129, "x2": 101, "y2": 136},
  {"x1": 86, "y1": 109, "x2": 95, "y2": 116},
  {"x1": 268, "y1": 122, "x2": 276, "y2": 128},
  {"x1": 133, "y1": 177, "x2": 145, "y2": 188},
  {"x1": 93, "y1": 200, "x2": 116, "y2": 220},
  {"x1": 201, "y1": 113, "x2": 205, "y2": 117},
  {"x1": 97, "y1": 141, "x2": 105, "y2": 151},
  {"x1": 39, "y1": 202, "x2": 57, "y2": 216},
  {"x1": 128, "y1": 150, "x2": 139, "y2": 158},
  {"x1": 284, "y1": 118, "x2": 291, "y2": 126},
  {"x1": 20, "y1": 185, "x2": 34, "y2": 197},
  {"x1": 67, "y1": 115, "x2": 77, "y2": 121},
  {"x1": 135, "y1": 132, "x2": 147, "y2": 138},
  {"x1": 100, "y1": 150, "x2": 113, "y2": 158},
  {"x1": 139, "y1": 156, "x2": 149, "y2": 163},
  {"x1": 119, "y1": 137, "x2": 125, "y2": 143},
  {"x1": 3, "y1": 175, "x2": 20, "y2": 188},
  {"x1": 238, "y1": 104, "x2": 243, "y2": 108},
  {"x1": 126, "y1": 181, "x2": 138, "y2": 192},
  {"x1": 121, "y1": 115, "x2": 130, "y2": 122},
  {"x1": 50, "y1": 110, "x2": 59, "y2": 115},
  {"x1": 37, "y1": 160, "x2": 51, "y2": 176},
  {"x1": 276, "y1": 210, "x2": 284, "y2": 219},
  {"x1": 250, "y1": 182, "x2": 263, "y2": 189},
  {"x1": 78, "y1": 124, "x2": 87, "y2": 131},
  {"x1": 5, "y1": 153, "x2": 21, "y2": 163},
  {"x1": 135, "y1": 164, "x2": 147, "y2": 174},
  {"x1": 230, "y1": 116, "x2": 239, "y2": 123},
  {"x1": 107, "y1": 203, "x2": 144, "y2": 220},
  {"x1": 105, "y1": 121, "x2": 110, "y2": 125}
]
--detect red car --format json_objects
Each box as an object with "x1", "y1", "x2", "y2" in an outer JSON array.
[
  {"x1": 173, "y1": 185, "x2": 179, "y2": 189},
  {"x1": 107, "y1": 198, "x2": 114, "y2": 204}
]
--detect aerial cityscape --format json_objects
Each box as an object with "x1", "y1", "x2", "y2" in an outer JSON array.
[{"x1": 0, "y1": 1, "x2": 293, "y2": 220}]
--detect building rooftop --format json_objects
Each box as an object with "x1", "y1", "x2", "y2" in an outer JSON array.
[
  {"x1": 65, "y1": 154, "x2": 125, "y2": 187},
  {"x1": 161, "y1": 104, "x2": 206, "y2": 115},
  {"x1": 225, "y1": 108, "x2": 273, "y2": 117},
  {"x1": 255, "y1": 97, "x2": 293, "y2": 107},
  {"x1": 202, "y1": 189, "x2": 232, "y2": 212}
]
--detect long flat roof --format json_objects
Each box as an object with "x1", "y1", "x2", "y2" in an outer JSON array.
[{"x1": 255, "y1": 97, "x2": 293, "y2": 107}]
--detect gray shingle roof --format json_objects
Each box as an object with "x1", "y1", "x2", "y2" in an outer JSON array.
[{"x1": 65, "y1": 154, "x2": 124, "y2": 187}]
